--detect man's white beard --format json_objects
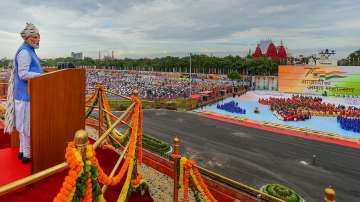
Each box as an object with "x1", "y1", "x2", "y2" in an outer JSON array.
[
  {"x1": 32, "y1": 44, "x2": 39, "y2": 49},
  {"x1": 27, "y1": 42, "x2": 39, "y2": 49}
]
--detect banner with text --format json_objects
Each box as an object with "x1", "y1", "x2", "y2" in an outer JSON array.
[{"x1": 278, "y1": 65, "x2": 360, "y2": 96}]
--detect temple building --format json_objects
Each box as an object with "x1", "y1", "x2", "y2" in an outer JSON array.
[{"x1": 253, "y1": 40, "x2": 287, "y2": 60}]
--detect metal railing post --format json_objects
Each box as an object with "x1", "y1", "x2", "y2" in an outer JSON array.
[
  {"x1": 324, "y1": 186, "x2": 335, "y2": 202},
  {"x1": 172, "y1": 136, "x2": 181, "y2": 202}
]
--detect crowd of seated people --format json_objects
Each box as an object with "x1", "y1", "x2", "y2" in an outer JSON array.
[
  {"x1": 270, "y1": 102, "x2": 311, "y2": 121},
  {"x1": 86, "y1": 69, "x2": 241, "y2": 99},
  {"x1": 337, "y1": 116, "x2": 360, "y2": 133},
  {"x1": 259, "y1": 95, "x2": 325, "y2": 111},
  {"x1": 217, "y1": 101, "x2": 246, "y2": 114},
  {"x1": 259, "y1": 95, "x2": 360, "y2": 120}
]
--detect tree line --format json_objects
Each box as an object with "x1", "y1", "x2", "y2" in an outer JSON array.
[
  {"x1": 1, "y1": 49, "x2": 359, "y2": 76},
  {"x1": 0, "y1": 55, "x2": 282, "y2": 76},
  {"x1": 41, "y1": 55, "x2": 282, "y2": 76},
  {"x1": 338, "y1": 49, "x2": 360, "y2": 66}
]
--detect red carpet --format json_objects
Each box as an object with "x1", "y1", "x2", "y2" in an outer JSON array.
[
  {"x1": 0, "y1": 128, "x2": 10, "y2": 149},
  {"x1": 0, "y1": 147, "x2": 30, "y2": 186},
  {"x1": 0, "y1": 147, "x2": 154, "y2": 202},
  {"x1": 0, "y1": 120, "x2": 10, "y2": 149},
  {"x1": 203, "y1": 113, "x2": 360, "y2": 149}
]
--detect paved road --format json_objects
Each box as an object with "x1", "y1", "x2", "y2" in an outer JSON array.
[{"x1": 140, "y1": 109, "x2": 360, "y2": 202}]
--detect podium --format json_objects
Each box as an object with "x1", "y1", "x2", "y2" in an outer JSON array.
[{"x1": 29, "y1": 69, "x2": 85, "y2": 173}]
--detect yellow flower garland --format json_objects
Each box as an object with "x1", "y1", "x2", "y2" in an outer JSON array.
[
  {"x1": 67, "y1": 187, "x2": 76, "y2": 202},
  {"x1": 179, "y1": 157, "x2": 186, "y2": 189},
  {"x1": 177, "y1": 157, "x2": 218, "y2": 202},
  {"x1": 118, "y1": 103, "x2": 140, "y2": 202},
  {"x1": 118, "y1": 155, "x2": 135, "y2": 202},
  {"x1": 101, "y1": 89, "x2": 128, "y2": 142},
  {"x1": 190, "y1": 169, "x2": 210, "y2": 202},
  {"x1": 57, "y1": 87, "x2": 143, "y2": 202}
]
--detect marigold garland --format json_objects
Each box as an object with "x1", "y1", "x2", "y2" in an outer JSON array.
[
  {"x1": 83, "y1": 173, "x2": 93, "y2": 202},
  {"x1": 89, "y1": 96, "x2": 140, "y2": 191},
  {"x1": 190, "y1": 169, "x2": 209, "y2": 202},
  {"x1": 87, "y1": 82, "x2": 136, "y2": 144},
  {"x1": 56, "y1": 84, "x2": 144, "y2": 202},
  {"x1": 54, "y1": 131, "x2": 138, "y2": 202},
  {"x1": 183, "y1": 159, "x2": 193, "y2": 202},
  {"x1": 101, "y1": 88, "x2": 134, "y2": 143},
  {"x1": 136, "y1": 97, "x2": 143, "y2": 164},
  {"x1": 177, "y1": 158, "x2": 218, "y2": 202},
  {"x1": 118, "y1": 153, "x2": 136, "y2": 202},
  {"x1": 53, "y1": 142, "x2": 83, "y2": 202},
  {"x1": 85, "y1": 89, "x2": 99, "y2": 119},
  {"x1": 193, "y1": 166, "x2": 217, "y2": 202},
  {"x1": 179, "y1": 157, "x2": 186, "y2": 189},
  {"x1": 131, "y1": 174, "x2": 142, "y2": 187},
  {"x1": 90, "y1": 130, "x2": 135, "y2": 186},
  {"x1": 118, "y1": 100, "x2": 140, "y2": 201},
  {"x1": 86, "y1": 88, "x2": 98, "y2": 106}
]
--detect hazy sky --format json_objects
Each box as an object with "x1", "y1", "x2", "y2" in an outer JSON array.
[{"x1": 0, "y1": 0, "x2": 359, "y2": 59}]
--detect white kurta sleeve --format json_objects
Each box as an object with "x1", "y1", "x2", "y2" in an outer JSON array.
[{"x1": 17, "y1": 49, "x2": 41, "y2": 80}]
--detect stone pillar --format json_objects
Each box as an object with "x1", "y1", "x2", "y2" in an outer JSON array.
[
  {"x1": 324, "y1": 186, "x2": 335, "y2": 202},
  {"x1": 172, "y1": 136, "x2": 181, "y2": 202}
]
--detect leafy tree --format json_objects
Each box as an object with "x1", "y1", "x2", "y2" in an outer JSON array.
[
  {"x1": 228, "y1": 71, "x2": 240, "y2": 80},
  {"x1": 0, "y1": 53, "x2": 286, "y2": 76}
]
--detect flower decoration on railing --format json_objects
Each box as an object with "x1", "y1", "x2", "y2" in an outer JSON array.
[
  {"x1": 55, "y1": 85, "x2": 145, "y2": 202},
  {"x1": 178, "y1": 157, "x2": 217, "y2": 202}
]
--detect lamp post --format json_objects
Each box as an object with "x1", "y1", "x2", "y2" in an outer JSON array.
[{"x1": 189, "y1": 53, "x2": 192, "y2": 98}]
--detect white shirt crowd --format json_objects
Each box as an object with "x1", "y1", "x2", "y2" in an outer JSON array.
[{"x1": 86, "y1": 69, "x2": 238, "y2": 99}]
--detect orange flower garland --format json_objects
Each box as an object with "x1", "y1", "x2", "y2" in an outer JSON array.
[
  {"x1": 119, "y1": 97, "x2": 141, "y2": 200},
  {"x1": 131, "y1": 174, "x2": 142, "y2": 187},
  {"x1": 135, "y1": 96, "x2": 143, "y2": 164},
  {"x1": 90, "y1": 130, "x2": 135, "y2": 186},
  {"x1": 90, "y1": 97, "x2": 140, "y2": 186},
  {"x1": 101, "y1": 88, "x2": 134, "y2": 142},
  {"x1": 83, "y1": 173, "x2": 93, "y2": 202},
  {"x1": 55, "y1": 88, "x2": 143, "y2": 202},
  {"x1": 55, "y1": 130, "x2": 137, "y2": 201},
  {"x1": 86, "y1": 88, "x2": 98, "y2": 106},
  {"x1": 179, "y1": 158, "x2": 218, "y2": 202},
  {"x1": 183, "y1": 160, "x2": 194, "y2": 202},
  {"x1": 53, "y1": 142, "x2": 83, "y2": 202},
  {"x1": 101, "y1": 89, "x2": 119, "y2": 140},
  {"x1": 54, "y1": 118, "x2": 138, "y2": 201},
  {"x1": 193, "y1": 166, "x2": 217, "y2": 202}
]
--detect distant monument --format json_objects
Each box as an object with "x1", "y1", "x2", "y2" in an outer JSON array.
[{"x1": 253, "y1": 40, "x2": 287, "y2": 60}]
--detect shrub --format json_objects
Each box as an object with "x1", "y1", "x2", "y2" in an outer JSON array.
[
  {"x1": 155, "y1": 101, "x2": 161, "y2": 109},
  {"x1": 262, "y1": 184, "x2": 304, "y2": 202},
  {"x1": 142, "y1": 134, "x2": 171, "y2": 156}
]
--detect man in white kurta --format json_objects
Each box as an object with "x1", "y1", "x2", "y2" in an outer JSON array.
[{"x1": 14, "y1": 23, "x2": 43, "y2": 164}]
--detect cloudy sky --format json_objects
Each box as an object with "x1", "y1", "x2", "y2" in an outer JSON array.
[{"x1": 0, "y1": 0, "x2": 359, "y2": 59}]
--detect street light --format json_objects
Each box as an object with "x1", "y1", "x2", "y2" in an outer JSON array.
[{"x1": 189, "y1": 52, "x2": 192, "y2": 98}]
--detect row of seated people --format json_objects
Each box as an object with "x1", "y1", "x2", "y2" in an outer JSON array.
[
  {"x1": 276, "y1": 110, "x2": 311, "y2": 121},
  {"x1": 259, "y1": 95, "x2": 360, "y2": 117},
  {"x1": 270, "y1": 102, "x2": 311, "y2": 121},
  {"x1": 259, "y1": 95, "x2": 322, "y2": 106},
  {"x1": 337, "y1": 116, "x2": 360, "y2": 133},
  {"x1": 217, "y1": 101, "x2": 246, "y2": 114}
]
